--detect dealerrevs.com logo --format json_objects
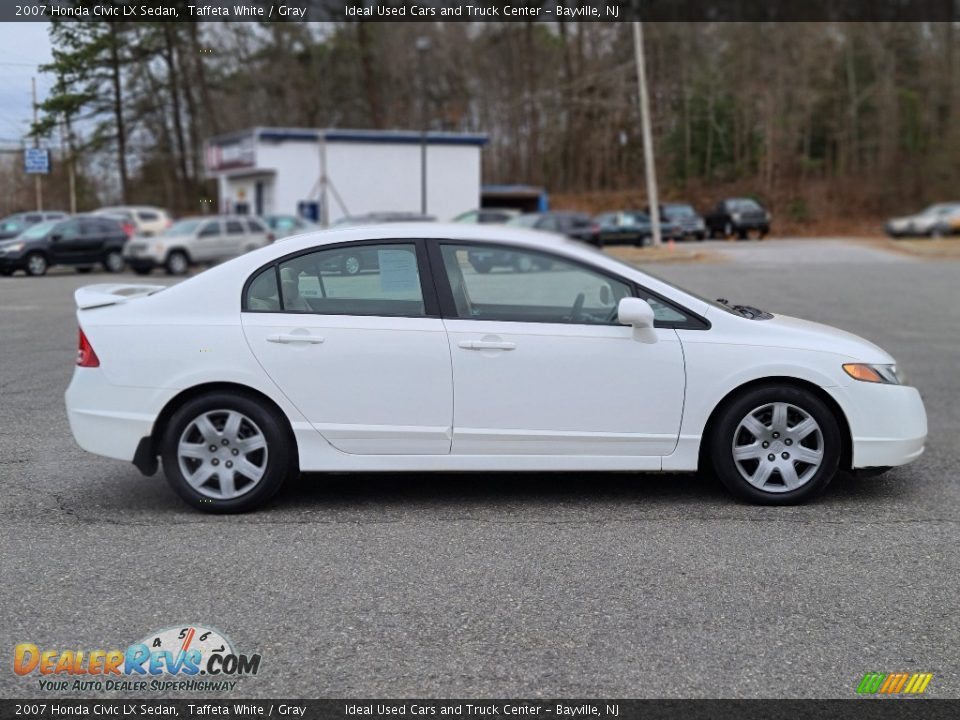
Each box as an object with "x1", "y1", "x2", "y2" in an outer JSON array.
[{"x1": 13, "y1": 625, "x2": 261, "y2": 693}]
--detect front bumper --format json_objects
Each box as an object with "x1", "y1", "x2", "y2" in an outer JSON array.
[
  {"x1": 0, "y1": 253, "x2": 26, "y2": 270},
  {"x1": 828, "y1": 383, "x2": 927, "y2": 469}
]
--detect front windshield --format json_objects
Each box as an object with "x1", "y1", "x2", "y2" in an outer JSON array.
[
  {"x1": 921, "y1": 204, "x2": 958, "y2": 216},
  {"x1": 729, "y1": 199, "x2": 762, "y2": 212},
  {"x1": 163, "y1": 219, "x2": 203, "y2": 236},
  {"x1": 507, "y1": 214, "x2": 541, "y2": 228},
  {"x1": 664, "y1": 205, "x2": 696, "y2": 218},
  {"x1": 20, "y1": 220, "x2": 58, "y2": 239}
]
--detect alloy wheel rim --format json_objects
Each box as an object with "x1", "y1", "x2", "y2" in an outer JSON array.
[
  {"x1": 731, "y1": 402, "x2": 824, "y2": 493},
  {"x1": 106, "y1": 253, "x2": 123, "y2": 271},
  {"x1": 28, "y1": 255, "x2": 46, "y2": 274},
  {"x1": 345, "y1": 256, "x2": 360, "y2": 274},
  {"x1": 177, "y1": 409, "x2": 268, "y2": 500},
  {"x1": 170, "y1": 255, "x2": 187, "y2": 273}
]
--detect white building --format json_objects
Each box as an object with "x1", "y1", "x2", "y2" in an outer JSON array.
[{"x1": 204, "y1": 127, "x2": 488, "y2": 225}]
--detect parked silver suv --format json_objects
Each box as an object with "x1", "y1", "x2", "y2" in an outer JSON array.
[{"x1": 123, "y1": 216, "x2": 273, "y2": 275}]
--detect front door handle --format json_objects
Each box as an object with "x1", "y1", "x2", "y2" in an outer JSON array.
[
  {"x1": 267, "y1": 333, "x2": 325, "y2": 344},
  {"x1": 459, "y1": 340, "x2": 516, "y2": 351}
]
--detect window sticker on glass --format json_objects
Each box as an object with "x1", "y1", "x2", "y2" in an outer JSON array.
[
  {"x1": 378, "y1": 248, "x2": 419, "y2": 295},
  {"x1": 298, "y1": 274, "x2": 323, "y2": 298}
]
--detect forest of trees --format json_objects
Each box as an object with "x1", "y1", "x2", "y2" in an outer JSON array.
[{"x1": 15, "y1": 19, "x2": 960, "y2": 232}]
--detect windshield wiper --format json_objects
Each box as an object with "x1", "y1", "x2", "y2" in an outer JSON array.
[{"x1": 716, "y1": 298, "x2": 771, "y2": 320}]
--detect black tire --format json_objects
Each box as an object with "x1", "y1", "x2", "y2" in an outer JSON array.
[
  {"x1": 160, "y1": 392, "x2": 296, "y2": 513},
  {"x1": 0, "y1": 268, "x2": 12, "y2": 277},
  {"x1": 165, "y1": 250, "x2": 189, "y2": 276},
  {"x1": 103, "y1": 250, "x2": 125, "y2": 273},
  {"x1": 709, "y1": 384, "x2": 842, "y2": 505},
  {"x1": 76, "y1": 267, "x2": 93, "y2": 274},
  {"x1": 695, "y1": 232, "x2": 706, "y2": 242},
  {"x1": 132, "y1": 267, "x2": 152, "y2": 276},
  {"x1": 24, "y1": 252, "x2": 48, "y2": 277}
]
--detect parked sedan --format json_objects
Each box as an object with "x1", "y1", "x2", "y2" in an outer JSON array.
[
  {"x1": 655, "y1": 203, "x2": 707, "y2": 241},
  {"x1": 123, "y1": 216, "x2": 273, "y2": 275},
  {"x1": 0, "y1": 210, "x2": 69, "y2": 240},
  {"x1": 594, "y1": 211, "x2": 652, "y2": 246},
  {"x1": 66, "y1": 223, "x2": 926, "y2": 512},
  {"x1": 705, "y1": 198, "x2": 771, "y2": 239},
  {"x1": 507, "y1": 211, "x2": 601, "y2": 245},
  {"x1": 0, "y1": 215, "x2": 127, "y2": 276},
  {"x1": 885, "y1": 203, "x2": 960, "y2": 238}
]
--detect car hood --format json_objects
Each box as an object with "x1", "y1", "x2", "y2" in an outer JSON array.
[{"x1": 752, "y1": 313, "x2": 894, "y2": 364}]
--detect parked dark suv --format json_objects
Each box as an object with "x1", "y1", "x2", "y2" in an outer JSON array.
[
  {"x1": 0, "y1": 215, "x2": 128, "y2": 276},
  {"x1": 705, "y1": 198, "x2": 771, "y2": 239}
]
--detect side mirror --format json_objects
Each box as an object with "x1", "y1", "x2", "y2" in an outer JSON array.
[
  {"x1": 617, "y1": 297, "x2": 655, "y2": 329},
  {"x1": 50, "y1": 233, "x2": 62, "y2": 242}
]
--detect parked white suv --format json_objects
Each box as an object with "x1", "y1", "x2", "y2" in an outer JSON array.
[
  {"x1": 123, "y1": 216, "x2": 273, "y2": 275},
  {"x1": 93, "y1": 206, "x2": 173, "y2": 237}
]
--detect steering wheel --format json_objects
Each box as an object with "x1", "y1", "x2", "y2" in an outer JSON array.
[{"x1": 570, "y1": 292, "x2": 585, "y2": 323}]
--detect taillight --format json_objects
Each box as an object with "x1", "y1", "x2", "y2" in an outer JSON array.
[
  {"x1": 77, "y1": 328, "x2": 100, "y2": 368},
  {"x1": 123, "y1": 223, "x2": 135, "y2": 238},
  {"x1": 267, "y1": 232, "x2": 275, "y2": 243}
]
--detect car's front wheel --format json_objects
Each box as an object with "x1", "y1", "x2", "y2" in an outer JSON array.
[
  {"x1": 710, "y1": 385, "x2": 841, "y2": 504},
  {"x1": 165, "y1": 251, "x2": 189, "y2": 276},
  {"x1": 160, "y1": 393, "x2": 295, "y2": 513},
  {"x1": 25, "y1": 252, "x2": 48, "y2": 276}
]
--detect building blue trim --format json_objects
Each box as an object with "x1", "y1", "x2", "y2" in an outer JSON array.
[{"x1": 247, "y1": 127, "x2": 488, "y2": 147}]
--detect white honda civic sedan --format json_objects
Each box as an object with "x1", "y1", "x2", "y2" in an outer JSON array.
[{"x1": 65, "y1": 224, "x2": 927, "y2": 512}]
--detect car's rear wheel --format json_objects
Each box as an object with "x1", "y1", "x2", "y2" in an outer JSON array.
[
  {"x1": 165, "y1": 251, "x2": 189, "y2": 276},
  {"x1": 160, "y1": 393, "x2": 295, "y2": 513},
  {"x1": 25, "y1": 252, "x2": 48, "y2": 277},
  {"x1": 103, "y1": 250, "x2": 125, "y2": 273},
  {"x1": 0, "y1": 269, "x2": 12, "y2": 277},
  {"x1": 710, "y1": 385, "x2": 841, "y2": 504}
]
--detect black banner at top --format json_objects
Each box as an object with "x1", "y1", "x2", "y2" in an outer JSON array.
[{"x1": 5, "y1": 0, "x2": 960, "y2": 23}]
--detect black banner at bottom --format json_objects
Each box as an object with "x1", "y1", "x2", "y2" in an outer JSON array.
[{"x1": 3, "y1": 699, "x2": 959, "y2": 720}]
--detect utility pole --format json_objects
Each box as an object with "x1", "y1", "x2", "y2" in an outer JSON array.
[
  {"x1": 633, "y1": 22, "x2": 660, "y2": 246},
  {"x1": 31, "y1": 77, "x2": 43, "y2": 211},
  {"x1": 416, "y1": 36, "x2": 431, "y2": 216},
  {"x1": 60, "y1": 116, "x2": 76, "y2": 214}
]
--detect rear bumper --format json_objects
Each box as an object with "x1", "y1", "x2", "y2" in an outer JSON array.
[{"x1": 65, "y1": 367, "x2": 172, "y2": 462}]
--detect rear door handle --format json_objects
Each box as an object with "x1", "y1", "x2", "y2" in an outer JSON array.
[
  {"x1": 459, "y1": 340, "x2": 516, "y2": 351},
  {"x1": 267, "y1": 333, "x2": 325, "y2": 344}
]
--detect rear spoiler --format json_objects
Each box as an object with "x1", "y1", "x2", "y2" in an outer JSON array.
[{"x1": 75, "y1": 283, "x2": 167, "y2": 310}]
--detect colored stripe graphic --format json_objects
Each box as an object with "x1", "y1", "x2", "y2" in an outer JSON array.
[{"x1": 857, "y1": 672, "x2": 932, "y2": 694}]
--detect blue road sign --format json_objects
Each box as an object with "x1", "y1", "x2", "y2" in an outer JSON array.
[{"x1": 24, "y1": 148, "x2": 50, "y2": 174}]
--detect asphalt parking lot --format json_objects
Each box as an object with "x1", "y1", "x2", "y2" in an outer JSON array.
[{"x1": 0, "y1": 239, "x2": 957, "y2": 699}]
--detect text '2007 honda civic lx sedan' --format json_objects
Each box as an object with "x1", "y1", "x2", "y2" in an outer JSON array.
[{"x1": 64, "y1": 224, "x2": 927, "y2": 512}]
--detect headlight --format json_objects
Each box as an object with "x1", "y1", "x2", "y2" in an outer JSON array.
[
  {"x1": 1, "y1": 242, "x2": 24, "y2": 253},
  {"x1": 732, "y1": 213, "x2": 742, "y2": 222},
  {"x1": 843, "y1": 363, "x2": 905, "y2": 385}
]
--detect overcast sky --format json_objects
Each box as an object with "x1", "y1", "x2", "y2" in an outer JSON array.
[{"x1": 0, "y1": 23, "x2": 53, "y2": 145}]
